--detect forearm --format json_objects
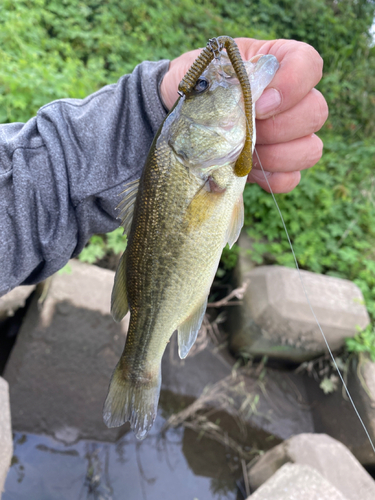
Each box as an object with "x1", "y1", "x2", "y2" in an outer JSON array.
[{"x1": 0, "y1": 60, "x2": 169, "y2": 295}]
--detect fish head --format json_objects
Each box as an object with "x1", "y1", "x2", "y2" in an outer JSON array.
[{"x1": 165, "y1": 53, "x2": 279, "y2": 178}]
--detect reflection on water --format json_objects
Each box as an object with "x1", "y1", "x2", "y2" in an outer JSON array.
[{"x1": 4, "y1": 414, "x2": 239, "y2": 500}]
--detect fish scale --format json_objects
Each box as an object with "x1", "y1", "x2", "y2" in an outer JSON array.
[{"x1": 103, "y1": 48, "x2": 279, "y2": 439}]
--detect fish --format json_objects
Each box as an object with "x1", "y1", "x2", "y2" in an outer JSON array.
[{"x1": 103, "y1": 47, "x2": 279, "y2": 440}]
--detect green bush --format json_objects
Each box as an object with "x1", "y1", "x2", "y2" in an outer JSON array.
[
  {"x1": 2, "y1": 0, "x2": 375, "y2": 332},
  {"x1": 78, "y1": 228, "x2": 127, "y2": 264},
  {"x1": 3, "y1": 0, "x2": 374, "y2": 134},
  {"x1": 244, "y1": 137, "x2": 375, "y2": 319},
  {"x1": 0, "y1": 0, "x2": 270, "y2": 123},
  {"x1": 346, "y1": 324, "x2": 375, "y2": 361}
]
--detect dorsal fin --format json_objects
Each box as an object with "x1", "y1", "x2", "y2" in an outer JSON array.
[{"x1": 116, "y1": 178, "x2": 140, "y2": 235}]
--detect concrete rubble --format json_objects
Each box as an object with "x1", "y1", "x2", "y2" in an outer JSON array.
[
  {"x1": 349, "y1": 353, "x2": 375, "y2": 464},
  {"x1": 302, "y1": 354, "x2": 375, "y2": 466},
  {"x1": 248, "y1": 433, "x2": 375, "y2": 500},
  {"x1": 0, "y1": 377, "x2": 12, "y2": 498},
  {"x1": 2, "y1": 260, "x2": 313, "y2": 448},
  {"x1": 3, "y1": 260, "x2": 129, "y2": 443},
  {"x1": 230, "y1": 265, "x2": 369, "y2": 363},
  {"x1": 163, "y1": 336, "x2": 314, "y2": 460},
  {"x1": 247, "y1": 463, "x2": 348, "y2": 499}
]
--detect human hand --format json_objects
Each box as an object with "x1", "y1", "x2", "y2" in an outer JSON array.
[{"x1": 160, "y1": 38, "x2": 328, "y2": 194}]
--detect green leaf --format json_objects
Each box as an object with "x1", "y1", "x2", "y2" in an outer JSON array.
[
  {"x1": 106, "y1": 228, "x2": 127, "y2": 255},
  {"x1": 345, "y1": 325, "x2": 375, "y2": 362},
  {"x1": 78, "y1": 235, "x2": 105, "y2": 264},
  {"x1": 320, "y1": 375, "x2": 339, "y2": 394},
  {"x1": 58, "y1": 263, "x2": 72, "y2": 274}
]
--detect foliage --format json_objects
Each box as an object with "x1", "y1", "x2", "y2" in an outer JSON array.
[
  {"x1": 235, "y1": 0, "x2": 375, "y2": 136},
  {"x1": 346, "y1": 325, "x2": 375, "y2": 362},
  {"x1": 216, "y1": 243, "x2": 240, "y2": 278},
  {"x1": 297, "y1": 353, "x2": 349, "y2": 395},
  {"x1": 2, "y1": 0, "x2": 374, "y2": 135},
  {"x1": 244, "y1": 138, "x2": 375, "y2": 321},
  {"x1": 0, "y1": 0, "x2": 270, "y2": 123},
  {"x1": 58, "y1": 262, "x2": 72, "y2": 274},
  {"x1": 78, "y1": 228, "x2": 127, "y2": 265},
  {"x1": 221, "y1": 244, "x2": 239, "y2": 270},
  {"x1": 319, "y1": 374, "x2": 339, "y2": 394},
  {"x1": 2, "y1": 0, "x2": 375, "y2": 337}
]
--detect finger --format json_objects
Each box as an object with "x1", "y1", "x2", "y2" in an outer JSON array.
[
  {"x1": 160, "y1": 49, "x2": 202, "y2": 110},
  {"x1": 256, "y1": 89, "x2": 328, "y2": 145},
  {"x1": 235, "y1": 38, "x2": 324, "y2": 119},
  {"x1": 253, "y1": 134, "x2": 323, "y2": 173},
  {"x1": 248, "y1": 170, "x2": 301, "y2": 194}
]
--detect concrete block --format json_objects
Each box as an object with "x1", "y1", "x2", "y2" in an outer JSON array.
[
  {"x1": 230, "y1": 265, "x2": 369, "y2": 363},
  {"x1": 347, "y1": 354, "x2": 375, "y2": 466},
  {"x1": 248, "y1": 433, "x2": 375, "y2": 500},
  {"x1": 0, "y1": 286, "x2": 35, "y2": 322},
  {"x1": 163, "y1": 337, "x2": 314, "y2": 449},
  {"x1": 248, "y1": 463, "x2": 348, "y2": 500},
  {"x1": 235, "y1": 232, "x2": 257, "y2": 276},
  {"x1": 161, "y1": 333, "x2": 235, "y2": 399},
  {"x1": 3, "y1": 260, "x2": 129, "y2": 443},
  {"x1": 301, "y1": 354, "x2": 375, "y2": 466},
  {"x1": 0, "y1": 377, "x2": 12, "y2": 497}
]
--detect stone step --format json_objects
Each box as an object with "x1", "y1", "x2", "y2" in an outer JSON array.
[
  {"x1": 3, "y1": 260, "x2": 129, "y2": 443},
  {"x1": 247, "y1": 433, "x2": 375, "y2": 500},
  {"x1": 230, "y1": 264, "x2": 369, "y2": 363},
  {"x1": 247, "y1": 463, "x2": 348, "y2": 500}
]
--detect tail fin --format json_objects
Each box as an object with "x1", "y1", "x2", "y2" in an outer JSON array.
[{"x1": 103, "y1": 362, "x2": 161, "y2": 440}]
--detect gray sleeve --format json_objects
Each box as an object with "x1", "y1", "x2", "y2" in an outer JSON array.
[{"x1": 0, "y1": 59, "x2": 170, "y2": 295}]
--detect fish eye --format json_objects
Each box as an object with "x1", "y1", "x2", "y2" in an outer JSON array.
[{"x1": 194, "y1": 78, "x2": 209, "y2": 93}]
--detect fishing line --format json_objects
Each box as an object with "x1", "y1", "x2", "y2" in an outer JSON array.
[
  {"x1": 254, "y1": 147, "x2": 375, "y2": 454},
  {"x1": 227, "y1": 63, "x2": 375, "y2": 452}
]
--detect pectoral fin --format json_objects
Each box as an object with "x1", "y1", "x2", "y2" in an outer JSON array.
[
  {"x1": 116, "y1": 178, "x2": 140, "y2": 235},
  {"x1": 178, "y1": 298, "x2": 207, "y2": 359},
  {"x1": 111, "y1": 250, "x2": 128, "y2": 322},
  {"x1": 226, "y1": 195, "x2": 244, "y2": 248}
]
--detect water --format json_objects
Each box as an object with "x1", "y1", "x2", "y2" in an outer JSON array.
[{"x1": 4, "y1": 417, "x2": 240, "y2": 500}]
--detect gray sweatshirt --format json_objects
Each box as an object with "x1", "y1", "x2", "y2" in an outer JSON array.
[{"x1": 0, "y1": 60, "x2": 170, "y2": 296}]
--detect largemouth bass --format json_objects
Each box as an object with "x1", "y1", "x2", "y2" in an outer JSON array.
[{"x1": 103, "y1": 46, "x2": 279, "y2": 439}]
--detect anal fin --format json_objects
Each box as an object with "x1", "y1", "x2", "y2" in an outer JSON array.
[
  {"x1": 111, "y1": 250, "x2": 128, "y2": 322},
  {"x1": 226, "y1": 195, "x2": 244, "y2": 248},
  {"x1": 178, "y1": 298, "x2": 207, "y2": 359}
]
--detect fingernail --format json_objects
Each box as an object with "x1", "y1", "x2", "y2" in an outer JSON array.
[{"x1": 256, "y1": 89, "x2": 281, "y2": 117}]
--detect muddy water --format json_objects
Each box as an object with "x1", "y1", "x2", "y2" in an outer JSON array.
[{"x1": 4, "y1": 413, "x2": 241, "y2": 500}]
